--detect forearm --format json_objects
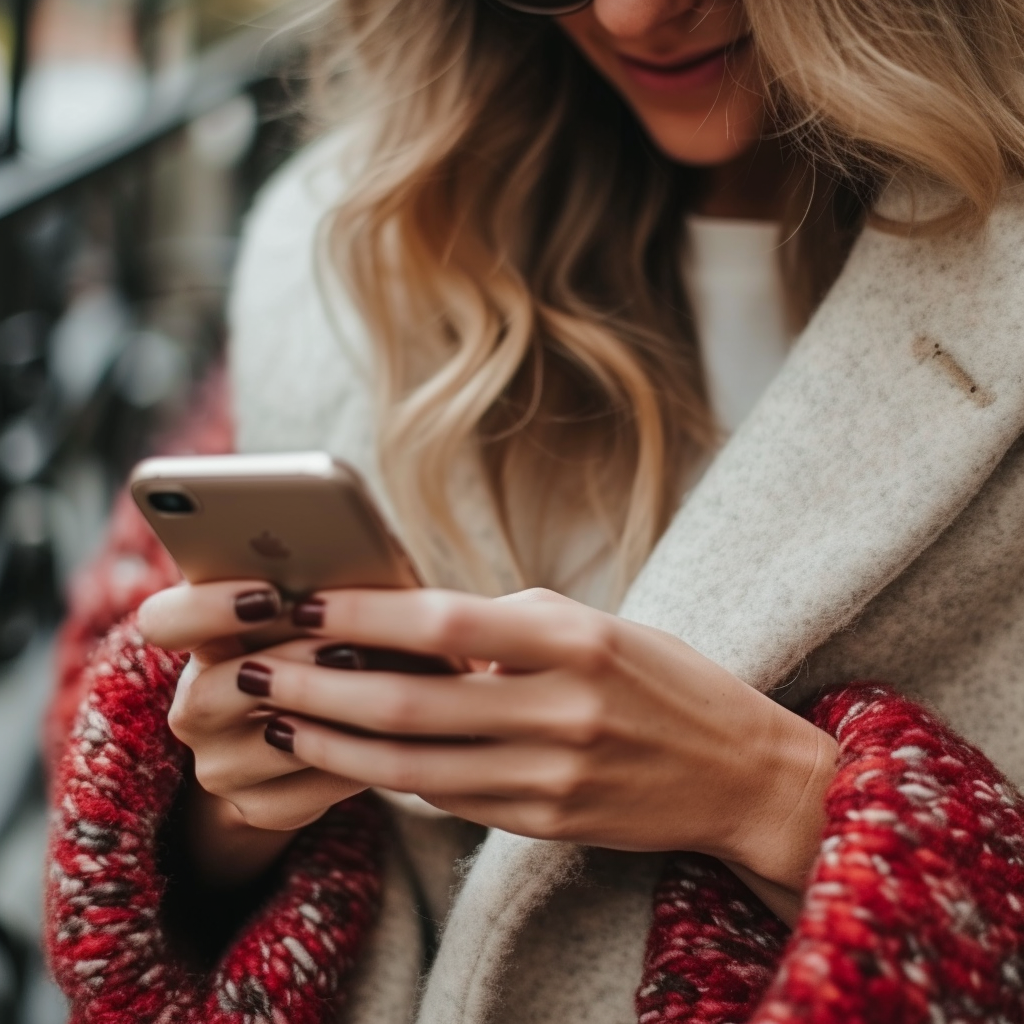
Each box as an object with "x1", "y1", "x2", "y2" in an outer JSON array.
[
  {"x1": 721, "y1": 706, "x2": 839, "y2": 925},
  {"x1": 722, "y1": 861, "x2": 804, "y2": 925},
  {"x1": 183, "y1": 777, "x2": 300, "y2": 886}
]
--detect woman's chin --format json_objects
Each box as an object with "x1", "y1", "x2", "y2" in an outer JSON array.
[{"x1": 640, "y1": 112, "x2": 764, "y2": 169}]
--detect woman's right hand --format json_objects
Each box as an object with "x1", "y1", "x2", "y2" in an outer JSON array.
[{"x1": 137, "y1": 581, "x2": 367, "y2": 879}]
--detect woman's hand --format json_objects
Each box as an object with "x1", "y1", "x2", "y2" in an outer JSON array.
[
  {"x1": 244, "y1": 586, "x2": 837, "y2": 910},
  {"x1": 136, "y1": 581, "x2": 368, "y2": 882}
]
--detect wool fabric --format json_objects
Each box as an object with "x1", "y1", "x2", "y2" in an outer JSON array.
[
  {"x1": 639, "y1": 684, "x2": 1024, "y2": 1024},
  {"x1": 41, "y1": 404, "x2": 1024, "y2": 1021},
  {"x1": 41, "y1": 129, "x2": 1024, "y2": 1019},
  {"x1": 225, "y1": 140, "x2": 1024, "y2": 1024},
  {"x1": 46, "y1": 612, "x2": 385, "y2": 1024},
  {"x1": 45, "y1": 607, "x2": 1024, "y2": 1023}
]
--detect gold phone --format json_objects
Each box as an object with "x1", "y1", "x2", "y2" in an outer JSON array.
[
  {"x1": 130, "y1": 452, "x2": 455, "y2": 671},
  {"x1": 130, "y1": 452, "x2": 420, "y2": 594}
]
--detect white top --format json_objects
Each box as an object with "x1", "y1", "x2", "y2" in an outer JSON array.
[
  {"x1": 226, "y1": 133, "x2": 1024, "y2": 1024},
  {"x1": 683, "y1": 215, "x2": 792, "y2": 433}
]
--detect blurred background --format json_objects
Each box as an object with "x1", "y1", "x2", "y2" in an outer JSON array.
[{"x1": 0, "y1": 1, "x2": 308, "y2": 1018}]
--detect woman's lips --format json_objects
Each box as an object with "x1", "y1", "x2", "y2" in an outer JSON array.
[{"x1": 616, "y1": 35, "x2": 752, "y2": 94}]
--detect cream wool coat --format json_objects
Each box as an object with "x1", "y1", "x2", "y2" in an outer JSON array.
[{"x1": 227, "y1": 136, "x2": 1024, "y2": 1024}]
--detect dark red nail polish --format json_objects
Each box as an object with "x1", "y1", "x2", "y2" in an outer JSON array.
[
  {"x1": 293, "y1": 598, "x2": 325, "y2": 629},
  {"x1": 315, "y1": 644, "x2": 366, "y2": 671},
  {"x1": 265, "y1": 718, "x2": 295, "y2": 753},
  {"x1": 238, "y1": 661, "x2": 272, "y2": 698},
  {"x1": 235, "y1": 589, "x2": 279, "y2": 623}
]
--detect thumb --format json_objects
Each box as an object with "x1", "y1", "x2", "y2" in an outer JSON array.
[{"x1": 494, "y1": 586, "x2": 576, "y2": 607}]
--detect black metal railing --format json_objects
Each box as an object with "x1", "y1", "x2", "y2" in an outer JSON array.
[
  {"x1": 0, "y1": 0, "x2": 303, "y2": 653},
  {"x1": 0, "y1": 3, "x2": 308, "y2": 1019}
]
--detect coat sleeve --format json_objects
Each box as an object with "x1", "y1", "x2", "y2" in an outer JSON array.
[
  {"x1": 43, "y1": 371, "x2": 387, "y2": 1023},
  {"x1": 638, "y1": 682, "x2": 1024, "y2": 1024},
  {"x1": 45, "y1": 609, "x2": 385, "y2": 1024}
]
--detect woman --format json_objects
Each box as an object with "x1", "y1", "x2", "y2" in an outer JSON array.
[{"x1": 44, "y1": 1, "x2": 1024, "y2": 1022}]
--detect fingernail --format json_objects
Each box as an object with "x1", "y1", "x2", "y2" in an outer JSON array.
[
  {"x1": 237, "y1": 661, "x2": 272, "y2": 698},
  {"x1": 315, "y1": 644, "x2": 366, "y2": 671},
  {"x1": 264, "y1": 718, "x2": 295, "y2": 753},
  {"x1": 292, "y1": 598, "x2": 325, "y2": 629},
  {"x1": 235, "y1": 589, "x2": 279, "y2": 623}
]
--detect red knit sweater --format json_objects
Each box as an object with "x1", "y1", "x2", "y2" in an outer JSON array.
[{"x1": 43, "y1": 385, "x2": 1024, "y2": 1023}]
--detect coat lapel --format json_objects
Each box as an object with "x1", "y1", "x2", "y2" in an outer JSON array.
[
  {"x1": 426, "y1": 187, "x2": 1024, "y2": 1024},
  {"x1": 620, "y1": 186, "x2": 1024, "y2": 691},
  {"x1": 416, "y1": 834, "x2": 586, "y2": 1024}
]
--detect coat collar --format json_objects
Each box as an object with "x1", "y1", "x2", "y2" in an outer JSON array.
[
  {"x1": 420, "y1": 187, "x2": 1024, "y2": 1024},
  {"x1": 620, "y1": 186, "x2": 1024, "y2": 690}
]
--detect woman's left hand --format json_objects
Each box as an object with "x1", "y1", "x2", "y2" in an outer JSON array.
[{"x1": 243, "y1": 587, "x2": 837, "y2": 901}]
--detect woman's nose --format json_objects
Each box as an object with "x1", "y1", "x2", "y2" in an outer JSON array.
[{"x1": 590, "y1": 0, "x2": 701, "y2": 39}]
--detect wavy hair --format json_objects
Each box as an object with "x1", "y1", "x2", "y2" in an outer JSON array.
[{"x1": 303, "y1": 0, "x2": 1024, "y2": 598}]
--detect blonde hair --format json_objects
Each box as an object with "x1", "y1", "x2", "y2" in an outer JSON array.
[
  {"x1": 750, "y1": 0, "x2": 1024, "y2": 230},
  {"x1": 304, "y1": 0, "x2": 1024, "y2": 597}
]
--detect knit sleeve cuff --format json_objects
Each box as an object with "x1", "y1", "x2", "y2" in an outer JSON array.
[
  {"x1": 638, "y1": 682, "x2": 1024, "y2": 1024},
  {"x1": 45, "y1": 614, "x2": 385, "y2": 1024}
]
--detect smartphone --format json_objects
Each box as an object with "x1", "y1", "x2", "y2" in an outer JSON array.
[{"x1": 129, "y1": 451, "x2": 457, "y2": 672}]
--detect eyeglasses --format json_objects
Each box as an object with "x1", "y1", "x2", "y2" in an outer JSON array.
[{"x1": 492, "y1": 0, "x2": 592, "y2": 14}]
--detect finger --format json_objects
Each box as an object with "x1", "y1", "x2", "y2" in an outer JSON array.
[
  {"x1": 227, "y1": 769, "x2": 366, "y2": 832},
  {"x1": 138, "y1": 580, "x2": 283, "y2": 651},
  {"x1": 272, "y1": 716, "x2": 581, "y2": 799},
  {"x1": 169, "y1": 652, "x2": 283, "y2": 743},
  {"x1": 290, "y1": 588, "x2": 619, "y2": 671},
  {"x1": 421, "y1": 794, "x2": 575, "y2": 842},
  {"x1": 243, "y1": 654, "x2": 572, "y2": 739},
  {"x1": 170, "y1": 639, "x2": 341, "y2": 742},
  {"x1": 496, "y1": 592, "x2": 721, "y2": 693},
  {"x1": 190, "y1": 721, "x2": 310, "y2": 794},
  {"x1": 487, "y1": 589, "x2": 578, "y2": 674},
  {"x1": 494, "y1": 587, "x2": 577, "y2": 607}
]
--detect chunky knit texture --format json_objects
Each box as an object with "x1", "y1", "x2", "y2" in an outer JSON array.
[
  {"x1": 42, "y1": 385, "x2": 1024, "y2": 1022},
  {"x1": 45, "y1": 379, "x2": 382, "y2": 1023},
  {"x1": 48, "y1": 654, "x2": 1024, "y2": 1023},
  {"x1": 638, "y1": 684, "x2": 1024, "y2": 1024},
  {"x1": 45, "y1": 613, "x2": 385, "y2": 1024},
  {"x1": 222, "y1": 134, "x2": 1024, "y2": 1024}
]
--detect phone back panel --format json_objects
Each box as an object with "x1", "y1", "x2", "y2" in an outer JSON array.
[{"x1": 130, "y1": 453, "x2": 419, "y2": 597}]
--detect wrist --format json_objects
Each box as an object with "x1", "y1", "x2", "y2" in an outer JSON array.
[
  {"x1": 184, "y1": 779, "x2": 303, "y2": 886},
  {"x1": 722, "y1": 699, "x2": 838, "y2": 896}
]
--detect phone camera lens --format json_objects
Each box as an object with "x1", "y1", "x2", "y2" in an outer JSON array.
[{"x1": 147, "y1": 491, "x2": 196, "y2": 514}]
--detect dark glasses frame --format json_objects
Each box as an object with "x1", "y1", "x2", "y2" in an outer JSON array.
[{"x1": 494, "y1": 0, "x2": 592, "y2": 14}]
